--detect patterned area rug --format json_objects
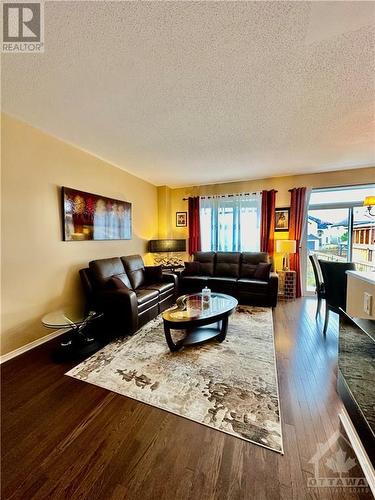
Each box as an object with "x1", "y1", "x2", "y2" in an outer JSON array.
[{"x1": 67, "y1": 305, "x2": 283, "y2": 453}]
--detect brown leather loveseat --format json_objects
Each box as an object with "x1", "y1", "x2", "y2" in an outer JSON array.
[
  {"x1": 180, "y1": 251, "x2": 278, "y2": 307},
  {"x1": 80, "y1": 255, "x2": 177, "y2": 335}
]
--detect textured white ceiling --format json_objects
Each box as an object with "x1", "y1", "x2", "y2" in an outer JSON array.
[{"x1": 2, "y1": 1, "x2": 375, "y2": 187}]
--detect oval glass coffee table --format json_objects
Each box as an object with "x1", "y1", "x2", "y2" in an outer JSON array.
[{"x1": 162, "y1": 293, "x2": 238, "y2": 352}]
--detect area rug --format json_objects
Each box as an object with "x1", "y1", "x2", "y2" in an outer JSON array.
[{"x1": 66, "y1": 305, "x2": 283, "y2": 453}]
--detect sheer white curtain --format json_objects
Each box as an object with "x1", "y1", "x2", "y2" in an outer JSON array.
[{"x1": 200, "y1": 193, "x2": 261, "y2": 252}]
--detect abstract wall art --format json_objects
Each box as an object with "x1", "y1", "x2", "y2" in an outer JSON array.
[{"x1": 62, "y1": 187, "x2": 132, "y2": 241}]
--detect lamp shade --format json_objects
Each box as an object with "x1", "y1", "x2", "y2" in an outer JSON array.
[
  {"x1": 276, "y1": 239, "x2": 296, "y2": 254},
  {"x1": 364, "y1": 196, "x2": 375, "y2": 207},
  {"x1": 148, "y1": 239, "x2": 186, "y2": 253}
]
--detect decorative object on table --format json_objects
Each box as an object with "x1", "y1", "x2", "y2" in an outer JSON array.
[
  {"x1": 201, "y1": 286, "x2": 211, "y2": 305},
  {"x1": 163, "y1": 292, "x2": 236, "y2": 352},
  {"x1": 274, "y1": 207, "x2": 290, "y2": 231},
  {"x1": 276, "y1": 239, "x2": 296, "y2": 271},
  {"x1": 42, "y1": 309, "x2": 103, "y2": 359},
  {"x1": 62, "y1": 187, "x2": 132, "y2": 241},
  {"x1": 363, "y1": 195, "x2": 375, "y2": 217},
  {"x1": 149, "y1": 238, "x2": 186, "y2": 269},
  {"x1": 319, "y1": 260, "x2": 356, "y2": 335},
  {"x1": 278, "y1": 270, "x2": 296, "y2": 300},
  {"x1": 176, "y1": 211, "x2": 187, "y2": 227},
  {"x1": 309, "y1": 253, "x2": 325, "y2": 318},
  {"x1": 67, "y1": 305, "x2": 283, "y2": 453}
]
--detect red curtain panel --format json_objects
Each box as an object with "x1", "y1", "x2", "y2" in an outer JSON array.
[
  {"x1": 260, "y1": 190, "x2": 276, "y2": 254},
  {"x1": 289, "y1": 187, "x2": 307, "y2": 298},
  {"x1": 188, "y1": 196, "x2": 201, "y2": 255}
]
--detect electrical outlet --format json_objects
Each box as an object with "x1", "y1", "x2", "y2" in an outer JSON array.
[{"x1": 363, "y1": 292, "x2": 372, "y2": 315}]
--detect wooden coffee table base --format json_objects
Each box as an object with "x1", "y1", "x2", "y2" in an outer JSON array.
[{"x1": 164, "y1": 315, "x2": 229, "y2": 352}]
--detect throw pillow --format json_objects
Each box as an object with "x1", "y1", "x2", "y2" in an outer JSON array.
[
  {"x1": 184, "y1": 261, "x2": 200, "y2": 275},
  {"x1": 240, "y1": 263, "x2": 257, "y2": 279},
  {"x1": 254, "y1": 263, "x2": 271, "y2": 281},
  {"x1": 145, "y1": 265, "x2": 163, "y2": 283},
  {"x1": 110, "y1": 273, "x2": 133, "y2": 290}
]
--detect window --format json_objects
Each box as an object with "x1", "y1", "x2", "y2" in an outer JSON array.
[
  {"x1": 200, "y1": 193, "x2": 261, "y2": 252},
  {"x1": 305, "y1": 184, "x2": 375, "y2": 292}
]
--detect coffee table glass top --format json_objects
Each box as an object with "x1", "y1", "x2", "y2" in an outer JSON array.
[{"x1": 163, "y1": 293, "x2": 238, "y2": 323}]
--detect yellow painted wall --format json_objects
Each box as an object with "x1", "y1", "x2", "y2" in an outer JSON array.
[
  {"x1": 160, "y1": 167, "x2": 375, "y2": 269},
  {"x1": 1, "y1": 114, "x2": 158, "y2": 355}
]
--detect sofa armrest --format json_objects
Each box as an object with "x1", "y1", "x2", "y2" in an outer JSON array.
[
  {"x1": 268, "y1": 272, "x2": 279, "y2": 307},
  {"x1": 96, "y1": 288, "x2": 138, "y2": 334},
  {"x1": 162, "y1": 272, "x2": 178, "y2": 290}
]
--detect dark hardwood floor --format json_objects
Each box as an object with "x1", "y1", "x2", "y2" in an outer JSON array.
[{"x1": 1, "y1": 298, "x2": 373, "y2": 500}]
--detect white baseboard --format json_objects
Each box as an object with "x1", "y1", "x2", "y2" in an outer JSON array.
[
  {"x1": 339, "y1": 408, "x2": 375, "y2": 496},
  {"x1": 0, "y1": 328, "x2": 69, "y2": 364}
]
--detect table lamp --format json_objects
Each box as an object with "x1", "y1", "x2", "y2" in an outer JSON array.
[
  {"x1": 276, "y1": 239, "x2": 296, "y2": 271},
  {"x1": 363, "y1": 196, "x2": 375, "y2": 217},
  {"x1": 148, "y1": 239, "x2": 186, "y2": 268}
]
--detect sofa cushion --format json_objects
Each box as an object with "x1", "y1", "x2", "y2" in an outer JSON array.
[
  {"x1": 121, "y1": 255, "x2": 146, "y2": 289},
  {"x1": 215, "y1": 252, "x2": 241, "y2": 277},
  {"x1": 240, "y1": 252, "x2": 269, "y2": 278},
  {"x1": 136, "y1": 289, "x2": 159, "y2": 314},
  {"x1": 254, "y1": 263, "x2": 272, "y2": 281},
  {"x1": 181, "y1": 275, "x2": 210, "y2": 282},
  {"x1": 144, "y1": 282, "x2": 174, "y2": 295},
  {"x1": 184, "y1": 261, "x2": 200, "y2": 276},
  {"x1": 207, "y1": 276, "x2": 237, "y2": 294},
  {"x1": 144, "y1": 265, "x2": 163, "y2": 283},
  {"x1": 237, "y1": 278, "x2": 269, "y2": 293},
  {"x1": 89, "y1": 257, "x2": 126, "y2": 286},
  {"x1": 193, "y1": 252, "x2": 215, "y2": 276},
  {"x1": 110, "y1": 273, "x2": 133, "y2": 290},
  {"x1": 180, "y1": 275, "x2": 209, "y2": 291},
  {"x1": 135, "y1": 288, "x2": 158, "y2": 305}
]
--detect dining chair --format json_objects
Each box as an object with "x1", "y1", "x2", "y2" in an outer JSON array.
[
  {"x1": 309, "y1": 253, "x2": 325, "y2": 318},
  {"x1": 318, "y1": 260, "x2": 356, "y2": 335}
]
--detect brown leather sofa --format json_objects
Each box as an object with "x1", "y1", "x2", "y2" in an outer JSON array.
[
  {"x1": 180, "y1": 251, "x2": 278, "y2": 307},
  {"x1": 80, "y1": 255, "x2": 177, "y2": 335}
]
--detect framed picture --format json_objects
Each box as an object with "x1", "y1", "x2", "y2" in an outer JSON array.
[
  {"x1": 176, "y1": 211, "x2": 187, "y2": 227},
  {"x1": 62, "y1": 187, "x2": 132, "y2": 241},
  {"x1": 275, "y1": 207, "x2": 290, "y2": 232}
]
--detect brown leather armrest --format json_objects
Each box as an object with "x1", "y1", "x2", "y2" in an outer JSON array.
[
  {"x1": 162, "y1": 272, "x2": 178, "y2": 288},
  {"x1": 162, "y1": 273, "x2": 178, "y2": 297},
  {"x1": 96, "y1": 288, "x2": 138, "y2": 334}
]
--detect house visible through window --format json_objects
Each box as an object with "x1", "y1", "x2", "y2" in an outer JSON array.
[{"x1": 200, "y1": 193, "x2": 261, "y2": 252}]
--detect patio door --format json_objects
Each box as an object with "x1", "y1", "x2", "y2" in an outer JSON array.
[
  {"x1": 305, "y1": 208, "x2": 350, "y2": 292},
  {"x1": 303, "y1": 185, "x2": 375, "y2": 294}
]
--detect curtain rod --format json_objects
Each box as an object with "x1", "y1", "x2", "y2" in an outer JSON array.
[{"x1": 182, "y1": 191, "x2": 271, "y2": 201}]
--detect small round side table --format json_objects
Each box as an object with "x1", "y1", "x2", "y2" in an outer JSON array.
[{"x1": 42, "y1": 309, "x2": 103, "y2": 360}]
